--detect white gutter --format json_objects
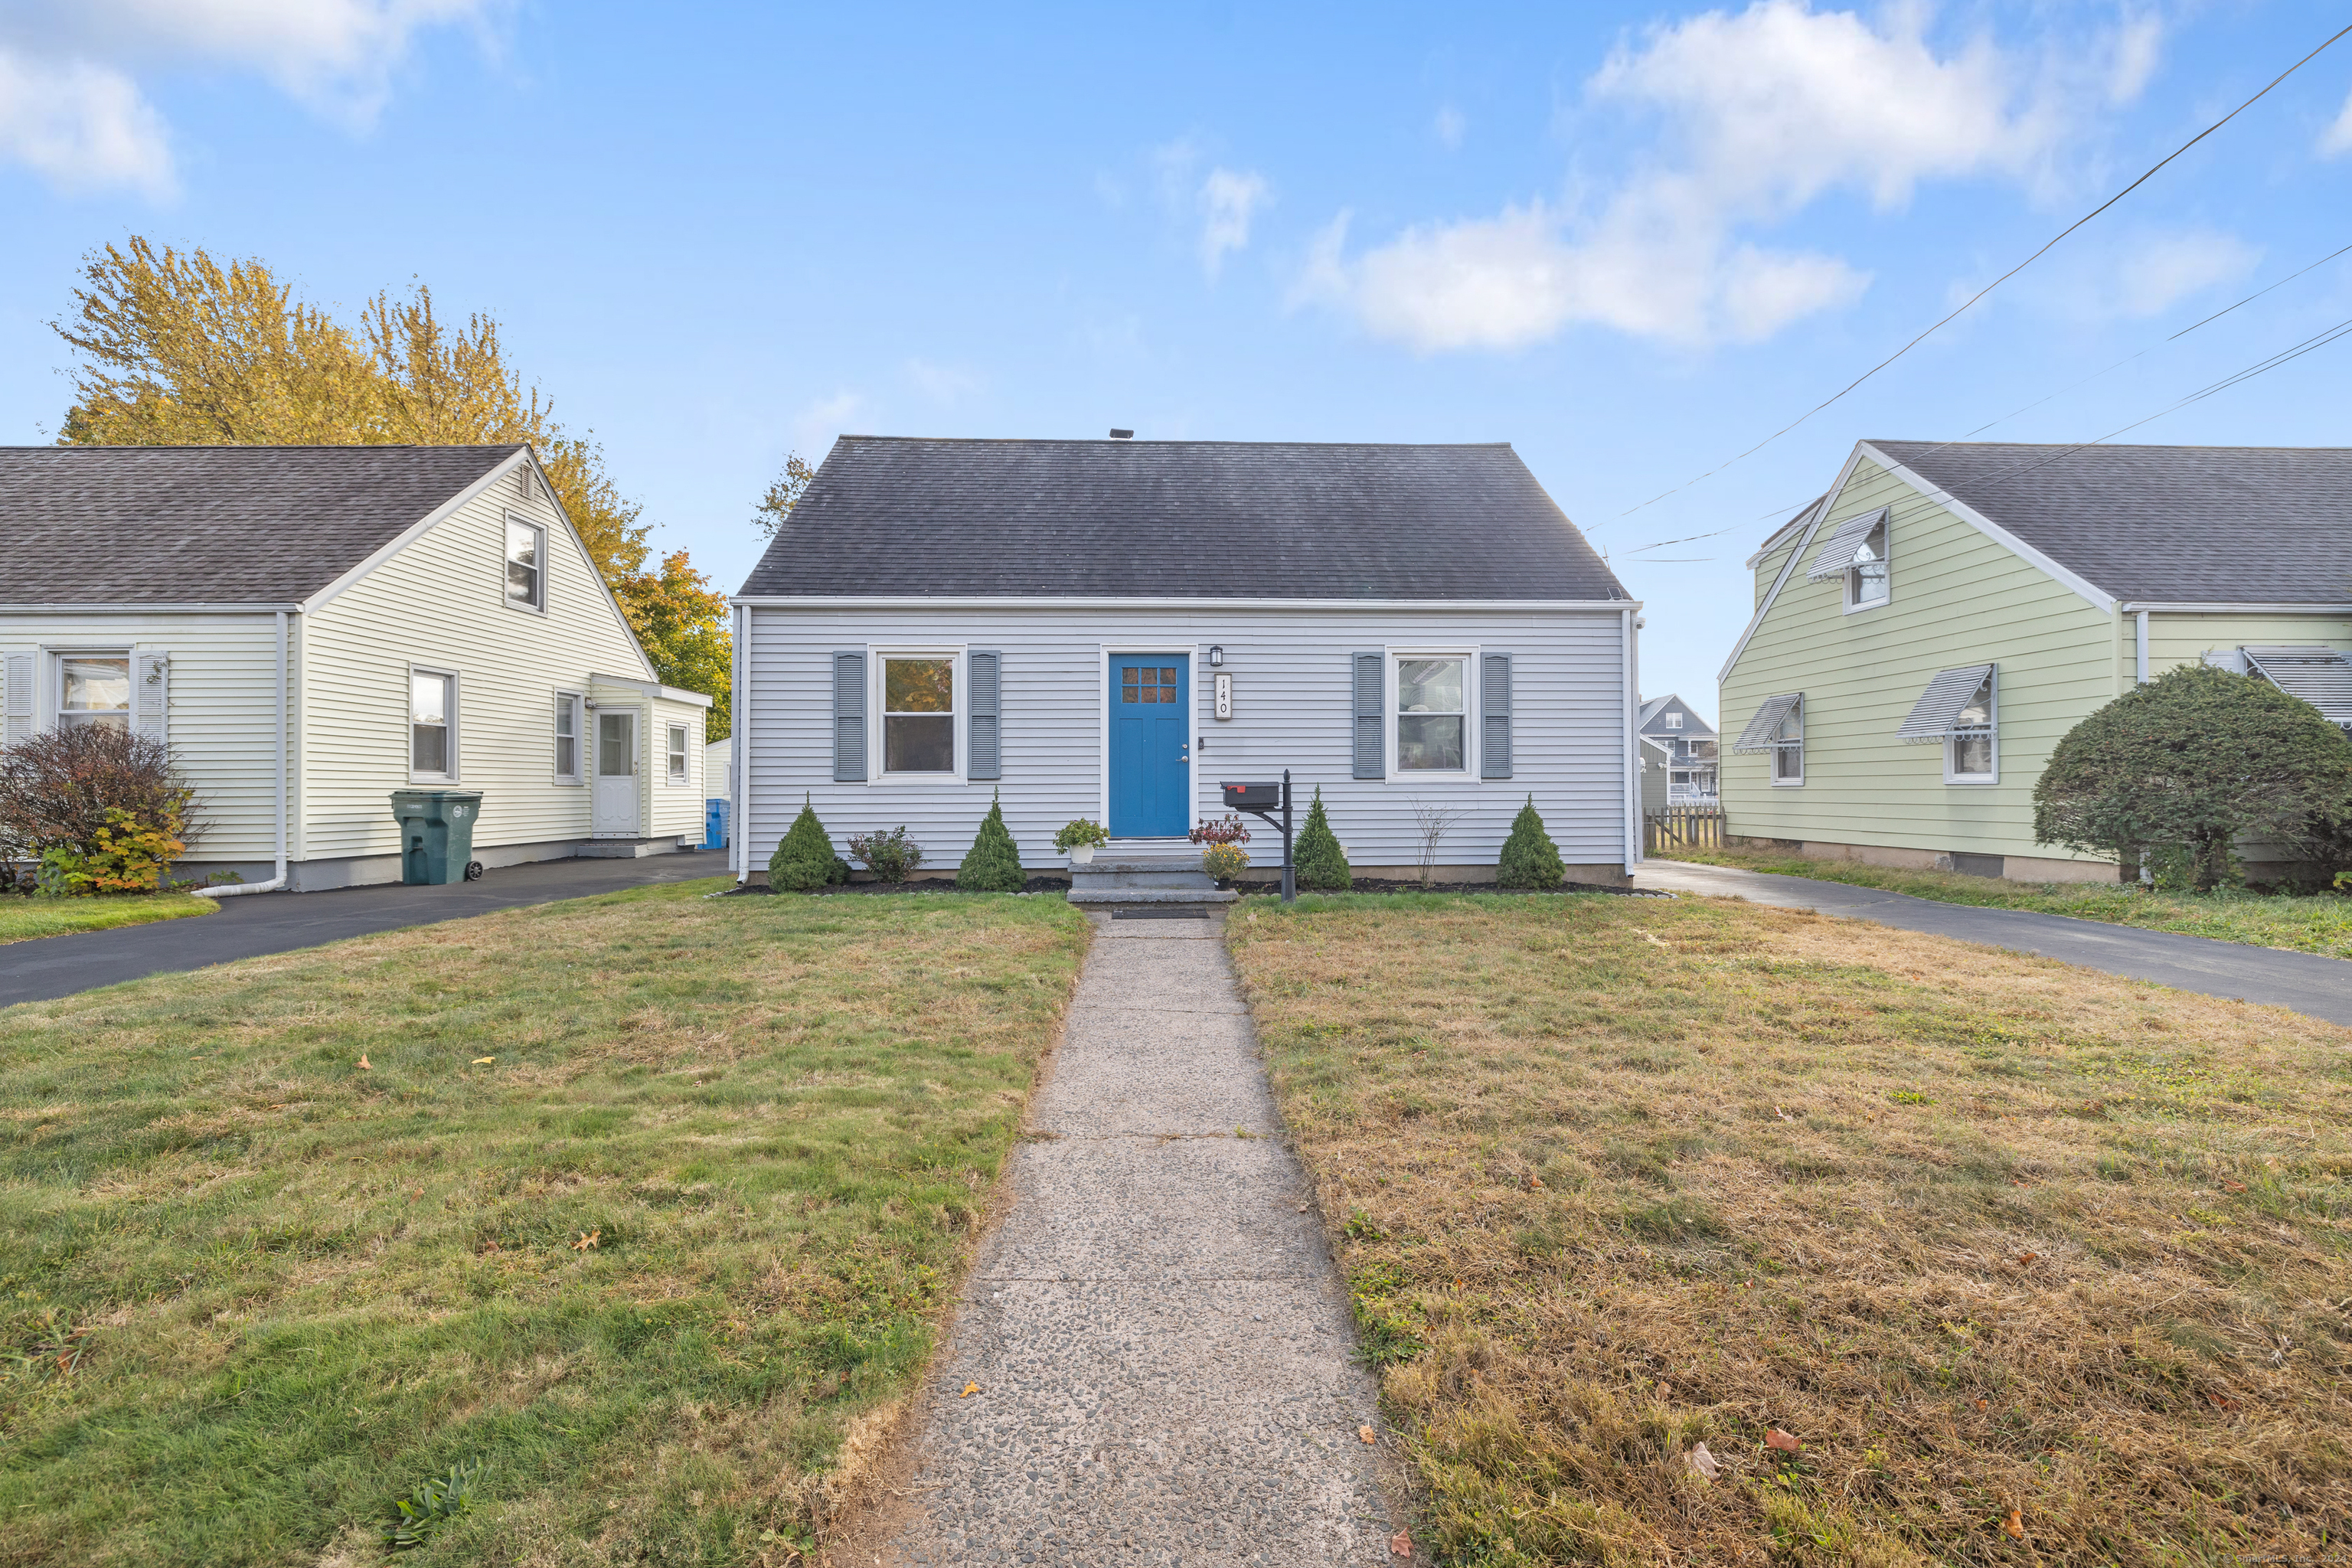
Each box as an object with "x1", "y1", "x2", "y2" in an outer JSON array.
[
  {"x1": 1622, "y1": 606, "x2": 1641, "y2": 870},
  {"x1": 2118, "y1": 601, "x2": 2352, "y2": 614},
  {"x1": 728, "y1": 595, "x2": 1639, "y2": 612},
  {"x1": 0, "y1": 603, "x2": 302, "y2": 614},
  {"x1": 209, "y1": 609, "x2": 290, "y2": 897}
]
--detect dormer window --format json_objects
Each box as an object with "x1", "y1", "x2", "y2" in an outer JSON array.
[
  {"x1": 1804, "y1": 507, "x2": 1890, "y2": 612},
  {"x1": 505, "y1": 517, "x2": 545, "y2": 611},
  {"x1": 1664, "y1": 711, "x2": 1682, "y2": 730}
]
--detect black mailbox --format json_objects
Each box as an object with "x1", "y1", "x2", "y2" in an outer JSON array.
[{"x1": 1222, "y1": 781, "x2": 1280, "y2": 809}]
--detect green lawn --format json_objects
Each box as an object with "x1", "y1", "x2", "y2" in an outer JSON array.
[
  {"x1": 0, "y1": 890, "x2": 218, "y2": 944},
  {"x1": 0, "y1": 879, "x2": 1089, "y2": 1566},
  {"x1": 1230, "y1": 893, "x2": 2352, "y2": 1567},
  {"x1": 1661, "y1": 845, "x2": 2352, "y2": 959}
]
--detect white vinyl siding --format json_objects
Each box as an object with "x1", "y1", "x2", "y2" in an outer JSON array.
[
  {"x1": 0, "y1": 612, "x2": 282, "y2": 858},
  {"x1": 744, "y1": 605, "x2": 1632, "y2": 873},
  {"x1": 299, "y1": 473, "x2": 655, "y2": 860}
]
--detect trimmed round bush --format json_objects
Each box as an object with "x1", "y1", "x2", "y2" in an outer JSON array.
[
  {"x1": 1293, "y1": 787, "x2": 1351, "y2": 891},
  {"x1": 1496, "y1": 795, "x2": 1565, "y2": 890},
  {"x1": 768, "y1": 796, "x2": 841, "y2": 892},
  {"x1": 956, "y1": 792, "x2": 1027, "y2": 892}
]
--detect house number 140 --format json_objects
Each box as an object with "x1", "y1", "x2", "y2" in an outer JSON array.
[{"x1": 1214, "y1": 671, "x2": 1232, "y2": 719}]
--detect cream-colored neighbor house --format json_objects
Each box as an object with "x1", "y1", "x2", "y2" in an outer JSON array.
[
  {"x1": 2, "y1": 445, "x2": 711, "y2": 892},
  {"x1": 1719, "y1": 441, "x2": 2352, "y2": 883}
]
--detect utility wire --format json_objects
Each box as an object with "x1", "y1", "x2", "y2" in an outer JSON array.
[
  {"x1": 1607, "y1": 19, "x2": 2352, "y2": 527},
  {"x1": 1615, "y1": 235, "x2": 2352, "y2": 559}
]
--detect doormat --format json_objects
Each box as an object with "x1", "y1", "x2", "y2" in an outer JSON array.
[{"x1": 1112, "y1": 906, "x2": 1211, "y2": 920}]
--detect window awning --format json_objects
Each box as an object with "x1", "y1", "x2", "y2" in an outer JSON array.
[
  {"x1": 2243, "y1": 645, "x2": 2352, "y2": 729},
  {"x1": 1733, "y1": 692, "x2": 1802, "y2": 752},
  {"x1": 1896, "y1": 664, "x2": 1994, "y2": 743},
  {"x1": 1804, "y1": 508, "x2": 1886, "y2": 582}
]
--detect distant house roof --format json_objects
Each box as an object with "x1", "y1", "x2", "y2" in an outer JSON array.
[
  {"x1": 737, "y1": 436, "x2": 1628, "y2": 601},
  {"x1": 2, "y1": 444, "x2": 524, "y2": 605},
  {"x1": 1867, "y1": 440, "x2": 2352, "y2": 604},
  {"x1": 1638, "y1": 694, "x2": 1715, "y2": 735}
]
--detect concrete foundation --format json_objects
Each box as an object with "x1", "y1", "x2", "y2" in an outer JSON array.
[
  {"x1": 1725, "y1": 835, "x2": 2120, "y2": 885},
  {"x1": 172, "y1": 835, "x2": 693, "y2": 894}
]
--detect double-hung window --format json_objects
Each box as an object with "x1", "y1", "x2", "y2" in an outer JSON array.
[
  {"x1": 1395, "y1": 655, "x2": 1468, "y2": 773},
  {"x1": 554, "y1": 693, "x2": 582, "y2": 782},
  {"x1": 1664, "y1": 710, "x2": 1682, "y2": 730},
  {"x1": 59, "y1": 654, "x2": 131, "y2": 730},
  {"x1": 882, "y1": 655, "x2": 956, "y2": 774},
  {"x1": 1847, "y1": 516, "x2": 1890, "y2": 609},
  {"x1": 505, "y1": 517, "x2": 545, "y2": 611},
  {"x1": 411, "y1": 670, "x2": 457, "y2": 779},
  {"x1": 666, "y1": 723, "x2": 689, "y2": 785},
  {"x1": 1772, "y1": 698, "x2": 1804, "y2": 784},
  {"x1": 1947, "y1": 671, "x2": 1997, "y2": 782}
]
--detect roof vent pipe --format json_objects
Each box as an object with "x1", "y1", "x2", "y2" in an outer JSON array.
[{"x1": 1108, "y1": 429, "x2": 1133, "y2": 439}]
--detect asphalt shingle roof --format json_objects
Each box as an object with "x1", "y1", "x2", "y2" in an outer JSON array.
[
  {"x1": 1868, "y1": 440, "x2": 2352, "y2": 604},
  {"x1": 2, "y1": 444, "x2": 523, "y2": 604},
  {"x1": 737, "y1": 437, "x2": 1628, "y2": 601}
]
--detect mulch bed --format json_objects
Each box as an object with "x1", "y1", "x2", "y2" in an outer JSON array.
[
  {"x1": 727, "y1": 876, "x2": 1074, "y2": 897},
  {"x1": 1236, "y1": 878, "x2": 1667, "y2": 897}
]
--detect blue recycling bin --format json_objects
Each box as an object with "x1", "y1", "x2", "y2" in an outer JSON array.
[{"x1": 705, "y1": 797, "x2": 730, "y2": 850}]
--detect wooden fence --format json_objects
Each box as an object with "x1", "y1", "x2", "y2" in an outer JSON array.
[{"x1": 1645, "y1": 806, "x2": 1724, "y2": 854}]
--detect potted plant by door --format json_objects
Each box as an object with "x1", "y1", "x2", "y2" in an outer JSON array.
[{"x1": 1055, "y1": 818, "x2": 1109, "y2": 865}]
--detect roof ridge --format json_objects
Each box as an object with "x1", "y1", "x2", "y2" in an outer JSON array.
[
  {"x1": 2, "y1": 443, "x2": 527, "y2": 452},
  {"x1": 832, "y1": 434, "x2": 1516, "y2": 449},
  {"x1": 1869, "y1": 438, "x2": 2352, "y2": 456}
]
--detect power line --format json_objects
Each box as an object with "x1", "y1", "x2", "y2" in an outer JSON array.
[
  {"x1": 1608, "y1": 19, "x2": 2352, "y2": 526},
  {"x1": 1615, "y1": 234, "x2": 2352, "y2": 560}
]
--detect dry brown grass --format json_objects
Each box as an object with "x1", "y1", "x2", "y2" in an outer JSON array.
[{"x1": 1227, "y1": 892, "x2": 2352, "y2": 1568}]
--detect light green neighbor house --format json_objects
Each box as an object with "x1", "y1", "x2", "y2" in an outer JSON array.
[{"x1": 1718, "y1": 440, "x2": 2352, "y2": 883}]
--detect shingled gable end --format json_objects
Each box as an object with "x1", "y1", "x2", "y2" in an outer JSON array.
[{"x1": 729, "y1": 436, "x2": 1644, "y2": 886}]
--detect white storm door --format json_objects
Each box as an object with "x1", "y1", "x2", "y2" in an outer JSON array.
[{"x1": 593, "y1": 710, "x2": 639, "y2": 834}]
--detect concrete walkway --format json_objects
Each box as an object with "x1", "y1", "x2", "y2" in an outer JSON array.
[
  {"x1": 0, "y1": 852, "x2": 727, "y2": 1009},
  {"x1": 1635, "y1": 860, "x2": 2352, "y2": 1027},
  {"x1": 883, "y1": 910, "x2": 1397, "y2": 1567}
]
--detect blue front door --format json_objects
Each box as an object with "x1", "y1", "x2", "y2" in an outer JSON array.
[{"x1": 1109, "y1": 656, "x2": 1190, "y2": 837}]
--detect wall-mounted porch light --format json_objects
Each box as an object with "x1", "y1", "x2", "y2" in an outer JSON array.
[{"x1": 1207, "y1": 644, "x2": 1223, "y2": 667}]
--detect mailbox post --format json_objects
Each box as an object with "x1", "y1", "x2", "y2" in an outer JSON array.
[{"x1": 1220, "y1": 769, "x2": 1295, "y2": 902}]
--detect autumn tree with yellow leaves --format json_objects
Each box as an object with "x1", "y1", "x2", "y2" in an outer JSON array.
[{"x1": 50, "y1": 237, "x2": 733, "y2": 733}]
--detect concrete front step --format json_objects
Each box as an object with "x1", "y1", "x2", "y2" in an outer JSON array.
[
  {"x1": 1073, "y1": 857, "x2": 1209, "y2": 874},
  {"x1": 1065, "y1": 887, "x2": 1240, "y2": 906}
]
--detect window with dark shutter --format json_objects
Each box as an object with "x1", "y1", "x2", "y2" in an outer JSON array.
[
  {"x1": 832, "y1": 651, "x2": 867, "y2": 782},
  {"x1": 1481, "y1": 652, "x2": 1512, "y2": 779},
  {"x1": 968, "y1": 650, "x2": 1001, "y2": 779},
  {"x1": 1352, "y1": 652, "x2": 1384, "y2": 779}
]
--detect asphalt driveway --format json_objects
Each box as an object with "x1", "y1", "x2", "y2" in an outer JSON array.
[
  {"x1": 0, "y1": 852, "x2": 730, "y2": 1009},
  {"x1": 1634, "y1": 859, "x2": 2352, "y2": 1027}
]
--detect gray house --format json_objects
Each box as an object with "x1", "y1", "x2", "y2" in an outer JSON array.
[
  {"x1": 1638, "y1": 692, "x2": 1717, "y2": 804},
  {"x1": 728, "y1": 436, "x2": 1643, "y2": 884}
]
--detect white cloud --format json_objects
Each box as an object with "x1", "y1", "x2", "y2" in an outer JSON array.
[
  {"x1": 1300, "y1": 0, "x2": 2118, "y2": 351},
  {"x1": 0, "y1": 50, "x2": 173, "y2": 196},
  {"x1": 792, "y1": 390, "x2": 865, "y2": 456},
  {"x1": 2112, "y1": 229, "x2": 2261, "y2": 317},
  {"x1": 2323, "y1": 87, "x2": 2352, "y2": 158},
  {"x1": 905, "y1": 358, "x2": 981, "y2": 403},
  {"x1": 1432, "y1": 105, "x2": 1465, "y2": 150},
  {"x1": 2102, "y1": 12, "x2": 2164, "y2": 104},
  {"x1": 1196, "y1": 166, "x2": 1269, "y2": 277},
  {"x1": 0, "y1": 0, "x2": 494, "y2": 194}
]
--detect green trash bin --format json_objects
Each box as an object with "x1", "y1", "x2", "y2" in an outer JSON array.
[{"x1": 389, "y1": 789, "x2": 485, "y2": 885}]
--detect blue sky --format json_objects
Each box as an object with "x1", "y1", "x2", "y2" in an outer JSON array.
[{"x1": 5, "y1": 2, "x2": 2350, "y2": 721}]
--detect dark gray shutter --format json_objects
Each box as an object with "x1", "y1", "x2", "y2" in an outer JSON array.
[
  {"x1": 1352, "y1": 652, "x2": 1384, "y2": 779},
  {"x1": 832, "y1": 651, "x2": 867, "y2": 782},
  {"x1": 967, "y1": 649, "x2": 1001, "y2": 779},
  {"x1": 1481, "y1": 652, "x2": 1512, "y2": 779}
]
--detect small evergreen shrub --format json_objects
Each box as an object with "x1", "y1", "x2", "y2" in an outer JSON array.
[
  {"x1": 1496, "y1": 795, "x2": 1565, "y2": 889},
  {"x1": 956, "y1": 792, "x2": 1027, "y2": 891},
  {"x1": 768, "y1": 797, "x2": 841, "y2": 892},
  {"x1": 1293, "y1": 788, "x2": 1351, "y2": 891},
  {"x1": 848, "y1": 827, "x2": 924, "y2": 884}
]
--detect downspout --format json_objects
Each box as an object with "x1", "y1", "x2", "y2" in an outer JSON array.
[
  {"x1": 732, "y1": 602, "x2": 749, "y2": 883},
  {"x1": 1622, "y1": 606, "x2": 1641, "y2": 871},
  {"x1": 211, "y1": 609, "x2": 290, "y2": 897},
  {"x1": 2135, "y1": 610, "x2": 2150, "y2": 685}
]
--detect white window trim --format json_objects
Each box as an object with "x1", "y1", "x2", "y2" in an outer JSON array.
[
  {"x1": 1944, "y1": 672, "x2": 1998, "y2": 786},
  {"x1": 1841, "y1": 517, "x2": 1891, "y2": 616},
  {"x1": 52, "y1": 647, "x2": 132, "y2": 730},
  {"x1": 868, "y1": 645, "x2": 966, "y2": 784},
  {"x1": 1664, "y1": 710, "x2": 1682, "y2": 729},
  {"x1": 553, "y1": 689, "x2": 586, "y2": 786},
  {"x1": 503, "y1": 511, "x2": 548, "y2": 616},
  {"x1": 1771, "y1": 696, "x2": 1805, "y2": 787},
  {"x1": 1093, "y1": 645, "x2": 1200, "y2": 833},
  {"x1": 1386, "y1": 647, "x2": 1479, "y2": 781},
  {"x1": 408, "y1": 665, "x2": 460, "y2": 785},
  {"x1": 663, "y1": 720, "x2": 691, "y2": 787}
]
